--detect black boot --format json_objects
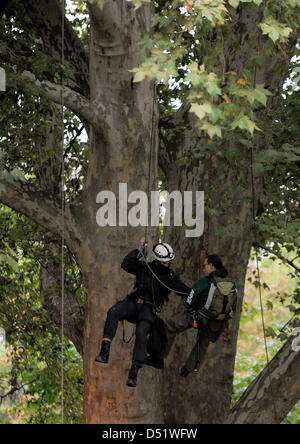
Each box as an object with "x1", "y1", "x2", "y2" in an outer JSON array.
[
  {"x1": 126, "y1": 364, "x2": 141, "y2": 387},
  {"x1": 95, "y1": 340, "x2": 111, "y2": 364},
  {"x1": 180, "y1": 366, "x2": 190, "y2": 377}
]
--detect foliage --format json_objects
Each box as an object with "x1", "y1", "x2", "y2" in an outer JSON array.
[
  {"x1": 234, "y1": 252, "x2": 300, "y2": 423},
  {"x1": 131, "y1": 0, "x2": 300, "y2": 138},
  {"x1": 0, "y1": 0, "x2": 89, "y2": 201},
  {"x1": 0, "y1": 206, "x2": 84, "y2": 424},
  {"x1": 0, "y1": 0, "x2": 300, "y2": 423}
]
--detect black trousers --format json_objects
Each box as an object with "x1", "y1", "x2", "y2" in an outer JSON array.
[{"x1": 103, "y1": 298, "x2": 155, "y2": 366}]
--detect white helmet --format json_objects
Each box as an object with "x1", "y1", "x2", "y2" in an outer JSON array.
[{"x1": 152, "y1": 243, "x2": 175, "y2": 262}]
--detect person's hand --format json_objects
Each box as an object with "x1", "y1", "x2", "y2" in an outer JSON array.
[{"x1": 138, "y1": 237, "x2": 147, "y2": 250}]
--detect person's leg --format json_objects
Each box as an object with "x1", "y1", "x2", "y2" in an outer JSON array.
[
  {"x1": 126, "y1": 319, "x2": 152, "y2": 387},
  {"x1": 126, "y1": 305, "x2": 154, "y2": 387},
  {"x1": 95, "y1": 299, "x2": 137, "y2": 363},
  {"x1": 181, "y1": 330, "x2": 211, "y2": 375},
  {"x1": 162, "y1": 310, "x2": 193, "y2": 359},
  {"x1": 132, "y1": 319, "x2": 152, "y2": 365},
  {"x1": 181, "y1": 321, "x2": 224, "y2": 376},
  {"x1": 145, "y1": 316, "x2": 166, "y2": 369}
]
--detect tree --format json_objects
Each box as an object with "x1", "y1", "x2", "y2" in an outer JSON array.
[{"x1": 0, "y1": 0, "x2": 299, "y2": 424}]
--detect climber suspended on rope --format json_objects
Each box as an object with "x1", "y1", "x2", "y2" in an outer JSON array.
[
  {"x1": 147, "y1": 255, "x2": 238, "y2": 377},
  {"x1": 94, "y1": 237, "x2": 190, "y2": 388}
]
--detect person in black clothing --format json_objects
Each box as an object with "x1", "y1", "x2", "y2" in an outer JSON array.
[{"x1": 95, "y1": 237, "x2": 190, "y2": 387}]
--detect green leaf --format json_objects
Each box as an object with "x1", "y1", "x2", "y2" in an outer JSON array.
[
  {"x1": 132, "y1": 70, "x2": 147, "y2": 83},
  {"x1": 126, "y1": 0, "x2": 151, "y2": 10},
  {"x1": 253, "y1": 84, "x2": 272, "y2": 106},
  {"x1": 190, "y1": 102, "x2": 213, "y2": 120},
  {"x1": 0, "y1": 253, "x2": 18, "y2": 271},
  {"x1": 231, "y1": 115, "x2": 261, "y2": 135},
  {"x1": 201, "y1": 124, "x2": 222, "y2": 139},
  {"x1": 229, "y1": 0, "x2": 240, "y2": 7},
  {"x1": 265, "y1": 327, "x2": 276, "y2": 338},
  {"x1": 260, "y1": 19, "x2": 293, "y2": 44}
]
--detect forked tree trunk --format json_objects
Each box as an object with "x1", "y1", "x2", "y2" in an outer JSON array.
[{"x1": 1, "y1": 0, "x2": 299, "y2": 425}]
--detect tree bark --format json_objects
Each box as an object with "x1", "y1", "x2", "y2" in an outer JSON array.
[
  {"x1": 21, "y1": 71, "x2": 102, "y2": 128},
  {"x1": 160, "y1": 116, "x2": 254, "y2": 423},
  {"x1": 226, "y1": 323, "x2": 300, "y2": 424},
  {"x1": 0, "y1": 175, "x2": 81, "y2": 257},
  {"x1": 74, "y1": 0, "x2": 163, "y2": 424},
  {"x1": 2, "y1": 0, "x2": 300, "y2": 425},
  {"x1": 158, "y1": 4, "x2": 298, "y2": 424},
  {"x1": 23, "y1": 0, "x2": 89, "y2": 98},
  {"x1": 39, "y1": 235, "x2": 84, "y2": 356}
]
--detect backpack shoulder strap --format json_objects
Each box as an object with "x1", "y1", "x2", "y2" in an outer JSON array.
[{"x1": 204, "y1": 281, "x2": 217, "y2": 311}]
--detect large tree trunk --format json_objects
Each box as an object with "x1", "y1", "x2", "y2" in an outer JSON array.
[
  {"x1": 158, "y1": 3, "x2": 297, "y2": 422},
  {"x1": 160, "y1": 121, "x2": 254, "y2": 423},
  {"x1": 1, "y1": 0, "x2": 299, "y2": 424},
  {"x1": 75, "y1": 1, "x2": 162, "y2": 424}
]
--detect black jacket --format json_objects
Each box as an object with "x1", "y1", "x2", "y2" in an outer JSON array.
[{"x1": 121, "y1": 249, "x2": 190, "y2": 308}]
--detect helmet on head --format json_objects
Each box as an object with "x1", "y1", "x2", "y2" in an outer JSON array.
[{"x1": 152, "y1": 243, "x2": 175, "y2": 262}]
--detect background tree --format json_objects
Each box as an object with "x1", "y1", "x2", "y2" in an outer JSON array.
[{"x1": 0, "y1": 0, "x2": 299, "y2": 424}]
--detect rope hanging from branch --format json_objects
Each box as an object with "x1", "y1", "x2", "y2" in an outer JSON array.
[
  {"x1": 250, "y1": 145, "x2": 278, "y2": 422},
  {"x1": 60, "y1": 0, "x2": 66, "y2": 425}
]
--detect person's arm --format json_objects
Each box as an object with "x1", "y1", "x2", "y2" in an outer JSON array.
[
  {"x1": 183, "y1": 278, "x2": 208, "y2": 310},
  {"x1": 121, "y1": 249, "x2": 141, "y2": 275},
  {"x1": 169, "y1": 275, "x2": 190, "y2": 297},
  {"x1": 183, "y1": 282, "x2": 201, "y2": 310},
  {"x1": 121, "y1": 237, "x2": 146, "y2": 276}
]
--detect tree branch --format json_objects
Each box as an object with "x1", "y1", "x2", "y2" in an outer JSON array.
[
  {"x1": 254, "y1": 242, "x2": 300, "y2": 274},
  {"x1": 0, "y1": 379, "x2": 38, "y2": 405},
  {"x1": 22, "y1": 71, "x2": 102, "y2": 129},
  {"x1": 39, "y1": 237, "x2": 84, "y2": 356},
  {"x1": 23, "y1": 0, "x2": 89, "y2": 98},
  {"x1": 0, "y1": 174, "x2": 81, "y2": 254},
  {"x1": 225, "y1": 323, "x2": 300, "y2": 424},
  {"x1": 159, "y1": 103, "x2": 191, "y2": 130}
]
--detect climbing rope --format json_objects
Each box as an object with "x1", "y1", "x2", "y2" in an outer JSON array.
[
  {"x1": 60, "y1": 0, "x2": 65, "y2": 425},
  {"x1": 122, "y1": 82, "x2": 157, "y2": 344},
  {"x1": 139, "y1": 245, "x2": 189, "y2": 296},
  {"x1": 250, "y1": 145, "x2": 278, "y2": 421}
]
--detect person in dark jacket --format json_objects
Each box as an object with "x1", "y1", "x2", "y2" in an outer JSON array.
[
  {"x1": 148, "y1": 255, "x2": 237, "y2": 377},
  {"x1": 94, "y1": 237, "x2": 190, "y2": 387}
]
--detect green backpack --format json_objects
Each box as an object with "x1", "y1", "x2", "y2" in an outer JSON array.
[{"x1": 199, "y1": 277, "x2": 238, "y2": 321}]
